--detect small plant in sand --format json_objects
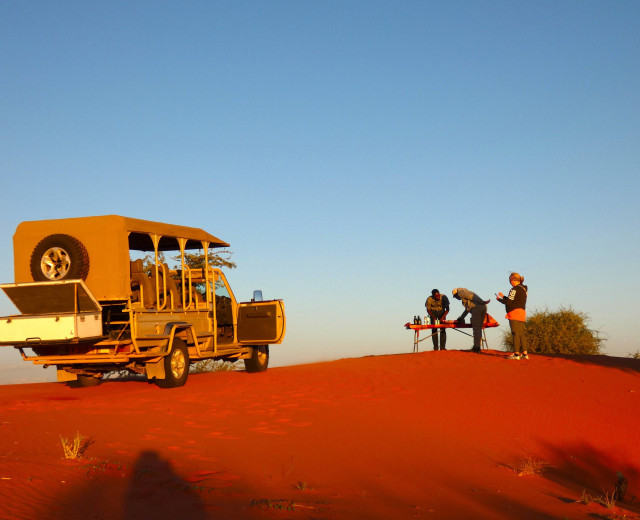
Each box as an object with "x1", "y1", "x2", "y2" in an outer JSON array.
[
  {"x1": 627, "y1": 349, "x2": 640, "y2": 359},
  {"x1": 598, "y1": 488, "x2": 617, "y2": 510},
  {"x1": 579, "y1": 488, "x2": 595, "y2": 505},
  {"x1": 60, "y1": 431, "x2": 91, "y2": 460},
  {"x1": 190, "y1": 359, "x2": 237, "y2": 373},
  {"x1": 250, "y1": 499, "x2": 296, "y2": 512},
  {"x1": 502, "y1": 456, "x2": 549, "y2": 476},
  {"x1": 501, "y1": 306, "x2": 605, "y2": 355},
  {"x1": 294, "y1": 481, "x2": 312, "y2": 491}
]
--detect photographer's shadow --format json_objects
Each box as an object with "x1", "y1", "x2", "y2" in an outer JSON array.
[{"x1": 123, "y1": 450, "x2": 207, "y2": 520}]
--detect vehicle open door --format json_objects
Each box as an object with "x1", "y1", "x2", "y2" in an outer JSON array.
[{"x1": 237, "y1": 299, "x2": 285, "y2": 344}]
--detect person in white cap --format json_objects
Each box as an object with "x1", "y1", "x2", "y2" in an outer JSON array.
[{"x1": 452, "y1": 288, "x2": 490, "y2": 353}]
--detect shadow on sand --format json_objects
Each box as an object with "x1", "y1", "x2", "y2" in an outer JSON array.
[
  {"x1": 547, "y1": 353, "x2": 640, "y2": 374},
  {"x1": 45, "y1": 451, "x2": 209, "y2": 520},
  {"x1": 123, "y1": 451, "x2": 208, "y2": 520},
  {"x1": 538, "y1": 441, "x2": 640, "y2": 512}
]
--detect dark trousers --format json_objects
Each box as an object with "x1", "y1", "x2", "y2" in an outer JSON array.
[
  {"x1": 432, "y1": 327, "x2": 446, "y2": 350},
  {"x1": 470, "y1": 305, "x2": 487, "y2": 349},
  {"x1": 509, "y1": 319, "x2": 528, "y2": 353}
]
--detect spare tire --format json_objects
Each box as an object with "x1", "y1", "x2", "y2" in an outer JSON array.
[{"x1": 30, "y1": 234, "x2": 90, "y2": 281}]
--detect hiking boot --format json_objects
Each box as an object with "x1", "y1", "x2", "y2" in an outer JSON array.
[
  {"x1": 471, "y1": 347, "x2": 481, "y2": 354},
  {"x1": 508, "y1": 354, "x2": 521, "y2": 360},
  {"x1": 521, "y1": 353, "x2": 529, "y2": 360}
]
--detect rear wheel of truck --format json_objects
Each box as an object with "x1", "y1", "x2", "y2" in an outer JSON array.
[
  {"x1": 30, "y1": 234, "x2": 90, "y2": 281},
  {"x1": 156, "y1": 338, "x2": 189, "y2": 388},
  {"x1": 68, "y1": 374, "x2": 102, "y2": 388},
  {"x1": 244, "y1": 345, "x2": 269, "y2": 373}
]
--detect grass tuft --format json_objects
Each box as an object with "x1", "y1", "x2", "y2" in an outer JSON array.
[
  {"x1": 501, "y1": 456, "x2": 550, "y2": 476},
  {"x1": 578, "y1": 489, "x2": 594, "y2": 505},
  {"x1": 250, "y1": 499, "x2": 296, "y2": 511},
  {"x1": 597, "y1": 488, "x2": 617, "y2": 510},
  {"x1": 60, "y1": 431, "x2": 92, "y2": 459}
]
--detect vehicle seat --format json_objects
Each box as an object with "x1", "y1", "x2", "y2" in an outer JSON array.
[
  {"x1": 130, "y1": 259, "x2": 155, "y2": 308},
  {"x1": 193, "y1": 290, "x2": 204, "y2": 308},
  {"x1": 150, "y1": 263, "x2": 182, "y2": 309}
]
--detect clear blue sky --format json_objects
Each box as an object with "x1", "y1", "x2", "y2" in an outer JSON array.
[{"x1": 1, "y1": 1, "x2": 638, "y2": 384}]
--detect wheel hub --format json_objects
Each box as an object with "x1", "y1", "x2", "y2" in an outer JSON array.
[
  {"x1": 170, "y1": 349, "x2": 186, "y2": 378},
  {"x1": 41, "y1": 247, "x2": 71, "y2": 280}
]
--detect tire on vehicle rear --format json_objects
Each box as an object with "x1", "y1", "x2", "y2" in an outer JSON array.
[
  {"x1": 30, "y1": 234, "x2": 90, "y2": 281},
  {"x1": 67, "y1": 374, "x2": 102, "y2": 388},
  {"x1": 156, "y1": 338, "x2": 189, "y2": 388},
  {"x1": 244, "y1": 345, "x2": 269, "y2": 373}
]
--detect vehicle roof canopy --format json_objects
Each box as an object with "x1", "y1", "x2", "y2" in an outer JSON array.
[
  {"x1": 16, "y1": 215, "x2": 230, "y2": 251},
  {"x1": 13, "y1": 215, "x2": 230, "y2": 300}
]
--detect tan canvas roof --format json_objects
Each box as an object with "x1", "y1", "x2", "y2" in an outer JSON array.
[
  {"x1": 16, "y1": 215, "x2": 230, "y2": 251},
  {"x1": 12, "y1": 216, "x2": 230, "y2": 299}
]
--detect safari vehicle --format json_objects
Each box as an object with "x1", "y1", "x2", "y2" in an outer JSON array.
[{"x1": 0, "y1": 216, "x2": 285, "y2": 387}]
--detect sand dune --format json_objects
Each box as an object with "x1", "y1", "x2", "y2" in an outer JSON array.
[{"x1": 1, "y1": 350, "x2": 639, "y2": 519}]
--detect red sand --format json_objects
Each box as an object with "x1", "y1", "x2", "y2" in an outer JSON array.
[{"x1": 1, "y1": 350, "x2": 639, "y2": 519}]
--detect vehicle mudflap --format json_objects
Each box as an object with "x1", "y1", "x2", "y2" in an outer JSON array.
[
  {"x1": 146, "y1": 359, "x2": 166, "y2": 380},
  {"x1": 57, "y1": 368, "x2": 78, "y2": 382}
]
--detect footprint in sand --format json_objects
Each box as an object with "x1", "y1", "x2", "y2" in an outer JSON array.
[
  {"x1": 250, "y1": 425, "x2": 287, "y2": 435},
  {"x1": 184, "y1": 470, "x2": 241, "y2": 484}
]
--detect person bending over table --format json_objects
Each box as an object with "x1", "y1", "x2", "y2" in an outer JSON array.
[{"x1": 452, "y1": 288, "x2": 490, "y2": 353}]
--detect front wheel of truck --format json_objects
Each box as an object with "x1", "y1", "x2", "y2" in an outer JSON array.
[
  {"x1": 156, "y1": 338, "x2": 189, "y2": 388},
  {"x1": 244, "y1": 345, "x2": 269, "y2": 373}
]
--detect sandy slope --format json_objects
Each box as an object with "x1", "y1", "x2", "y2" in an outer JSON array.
[{"x1": 1, "y1": 350, "x2": 639, "y2": 520}]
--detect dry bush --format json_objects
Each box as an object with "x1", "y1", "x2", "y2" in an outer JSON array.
[
  {"x1": 501, "y1": 306, "x2": 605, "y2": 355},
  {"x1": 502, "y1": 456, "x2": 550, "y2": 476},
  {"x1": 579, "y1": 488, "x2": 595, "y2": 505},
  {"x1": 598, "y1": 489, "x2": 617, "y2": 510},
  {"x1": 60, "y1": 431, "x2": 91, "y2": 459},
  {"x1": 190, "y1": 359, "x2": 237, "y2": 373}
]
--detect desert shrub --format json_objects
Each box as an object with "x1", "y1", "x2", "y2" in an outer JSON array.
[
  {"x1": 502, "y1": 456, "x2": 549, "y2": 476},
  {"x1": 190, "y1": 359, "x2": 237, "y2": 373},
  {"x1": 60, "y1": 431, "x2": 91, "y2": 459},
  {"x1": 597, "y1": 489, "x2": 617, "y2": 510},
  {"x1": 501, "y1": 306, "x2": 604, "y2": 355}
]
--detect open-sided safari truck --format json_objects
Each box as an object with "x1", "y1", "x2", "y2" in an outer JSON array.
[{"x1": 0, "y1": 216, "x2": 285, "y2": 387}]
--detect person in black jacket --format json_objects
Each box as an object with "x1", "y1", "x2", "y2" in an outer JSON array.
[
  {"x1": 496, "y1": 272, "x2": 528, "y2": 360},
  {"x1": 425, "y1": 289, "x2": 450, "y2": 350}
]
